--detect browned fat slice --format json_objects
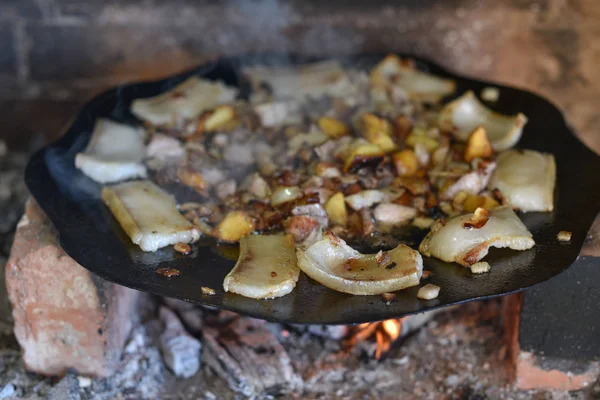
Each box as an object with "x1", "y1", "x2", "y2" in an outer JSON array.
[
  {"x1": 131, "y1": 77, "x2": 237, "y2": 126},
  {"x1": 419, "y1": 206, "x2": 534, "y2": 266},
  {"x1": 297, "y1": 232, "x2": 422, "y2": 295},
  {"x1": 223, "y1": 234, "x2": 299, "y2": 299},
  {"x1": 102, "y1": 180, "x2": 199, "y2": 252}
]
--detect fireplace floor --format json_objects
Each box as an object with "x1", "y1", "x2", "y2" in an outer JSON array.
[
  {"x1": 0, "y1": 296, "x2": 597, "y2": 399},
  {"x1": 1, "y1": 145, "x2": 598, "y2": 399}
]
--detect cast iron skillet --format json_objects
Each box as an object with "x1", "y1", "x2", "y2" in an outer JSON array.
[{"x1": 25, "y1": 54, "x2": 600, "y2": 324}]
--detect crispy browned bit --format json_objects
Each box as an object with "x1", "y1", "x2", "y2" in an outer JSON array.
[
  {"x1": 344, "y1": 182, "x2": 363, "y2": 196},
  {"x1": 192, "y1": 110, "x2": 212, "y2": 137},
  {"x1": 322, "y1": 177, "x2": 343, "y2": 192},
  {"x1": 271, "y1": 271, "x2": 278, "y2": 277},
  {"x1": 463, "y1": 207, "x2": 491, "y2": 229},
  {"x1": 557, "y1": 230, "x2": 572, "y2": 242},
  {"x1": 491, "y1": 188, "x2": 507, "y2": 205},
  {"x1": 476, "y1": 158, "x2": 495, "y2": 171},
  {"x1": 393, "y1": 190, "x2": 413, "y2": 206},
  {"x1": 285, "y1": 215, "x2": 319, "y2": 242},
  {"x1": 276, "y1": 170, "x2": 301, "y2": 187},
  {"x1": 174, "y1": 243, "x2": 192, "y2": 255},
  {"x1": 421, "y1": 270, "x2": 433, "y2": 279},
  {"x1": 297, "y1": 192, "x2": 321, "y2": 205},
  {"x1": 298, "y1": 147, "x2": 314, "y2": 163},
  {"x1": 347, "y1": 212, "x2": 362, "y2": 236},
  {"x1": 345, "y1": 154, "x2": 385, "y2": 174},
  {"x1": 177, "y1": 167, "x2": 208, "y2": 194},
  {"x1": 429, "y1": 218, "x2": 446, "y2": 234},
  {"x1": 425, "y1": 191, "x2": 438, "y2": 209},
  {"x1": 394, "y1": 176, "x2": 430, "y2": 195},
  {"x1": 201, "y1": 286, "x2": 216, "y2": 295},
  {"x1": 381, "y1": 292, "x2": 397, "y2": 303},
  {"x1": 324, "y1": 230, "x2": 342, "y2": 245},
  {"x1": 393, "y1": 150, "x2": 419, "y2": 177},
  {"x1": 156, "y1": 268, "x2": 180, "y2": 278},
  {"x1": 264, "y1": 210, "x2": 286, "y2": 227},
  {"x1": 394, "y1": 115, "x2": 412, "y2": 139},
  {"x1": 359, "y1": 208, "x2": 375, "y2": 237},
  {"x1": 415, "y1": 169, "x2": 428, "y2": 179},
  {"x1": 375, "y1": 250, "x2": 392, "y2": 267}
]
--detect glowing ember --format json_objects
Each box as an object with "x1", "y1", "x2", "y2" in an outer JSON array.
[{"x1": 347, "y1": 318, "x2": 407, "y2": 359}]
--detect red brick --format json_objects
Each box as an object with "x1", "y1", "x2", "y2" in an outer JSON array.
[
  {"x1": 5, "y1": 199, "x2": 141, "y2": 377},
  {"x1": 516, "y1": 352, "x2": 600, "y2": 391},
  {"x1": 501, "y1": 292, "x2": 523, "y2": 383}
]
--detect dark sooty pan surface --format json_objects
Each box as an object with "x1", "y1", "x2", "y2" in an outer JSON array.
[{"x1": 25, "y1": 54, "x2": 600, "y2": 324}]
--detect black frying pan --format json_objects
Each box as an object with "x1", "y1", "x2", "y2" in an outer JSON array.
[{"x1": 25, "y1": 54, "x2": 600, "y2": 324}]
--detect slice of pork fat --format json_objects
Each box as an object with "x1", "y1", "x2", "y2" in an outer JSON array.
[
  {"x1": 130, "y1": 77, "x2": 238, "y2": 127},
  {"x1": 437, "y1": 91, "x2": 528, "y2": 151},
  {"x1": 419, "y1": 206, "x2": 534, "y2": 267},
  {"x1": 488, "y1": 150, "x2": 556, "y2": 212},
  {"x1": 370, "y1": 55, "x2": 456, "y2": 103},
  {"x1": 102, "y1": 180, "x2": 199, "y2": 252},
  {"x1": 75, "y1": 119, "x2": 146, "y2": 183},
  {"x1": 223, "y1": 234, "x2": 300, "y2": 299},
  {"x1": 297, "y1": 231, "x2": 423, "y2": 295}
]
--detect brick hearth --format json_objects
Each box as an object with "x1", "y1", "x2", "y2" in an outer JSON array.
[{"x1": 5, "y1": 199, "x2": 141, "y2": 377}]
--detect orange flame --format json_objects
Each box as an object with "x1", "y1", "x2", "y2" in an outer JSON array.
[
  {"x1": 348, "y1": 318, "x2": 406, "y2": 359},
  {"x1": 382, "y1": 319, "x2": 402, "y2": 340}
]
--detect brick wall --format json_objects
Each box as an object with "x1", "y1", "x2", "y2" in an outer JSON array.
[{"x1": 0, "y1": 0, "x2": 598, "y2": 153}]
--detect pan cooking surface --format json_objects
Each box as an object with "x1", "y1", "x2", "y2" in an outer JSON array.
[{"x1": 25, "y1": 54, "x2": 600, "y2": 324}]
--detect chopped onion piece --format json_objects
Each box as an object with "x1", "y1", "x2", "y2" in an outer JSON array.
[
  {"x1": 146, "y1": 133, "x2": 184, "y2": 162},
  {"x1": 373, "y1": 203, "x2": 417, "y2": 226},
  {"x1": 470, "y1": 262, "x2": 491, "y2": 274},
  {"x1": 481, "y1": 87, "x2": 500, "y2": 102},
  {"x1": 345, "y1": 190, "x2": 386, "y2": 211},
  {"x1": 557, "y1": 230, "x2": 572, "y2": 242},
  {"x1": 417, "y1": 284, "x2": 440, "y2": 300},
  {"x1": 254, "y1": 101, "x2": 301, "y2": 127},
  {"x1": 271, "y1": 186, "x2": 303, "y2": 206}
]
